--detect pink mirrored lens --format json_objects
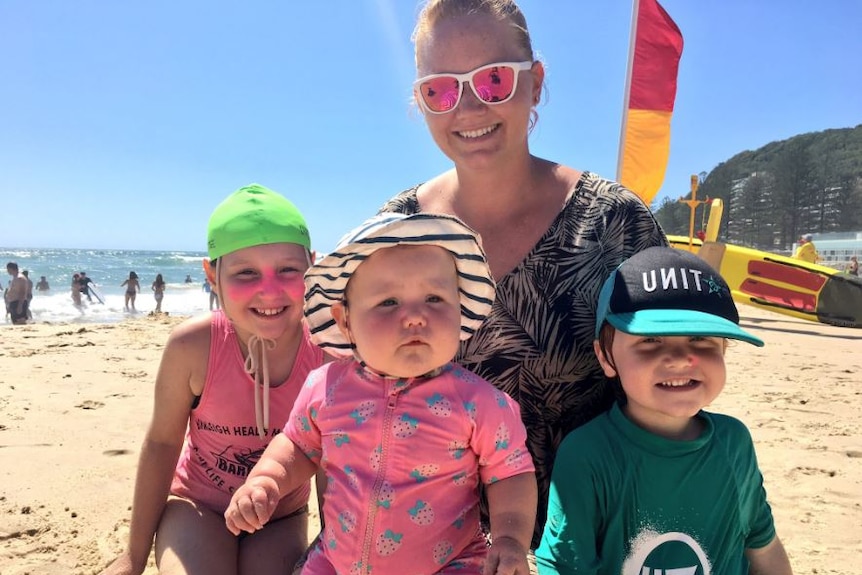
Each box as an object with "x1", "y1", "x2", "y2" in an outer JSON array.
[
  {"x1": 471, "y1": 65, "x2": 516, "y2": 103},
  {"x1": 419, "y1": 77, "x2": 462, "y2": 113}
]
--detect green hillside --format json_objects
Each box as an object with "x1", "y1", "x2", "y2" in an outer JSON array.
[{"x1": 654, "y1": 124, "x2": 862, "y2": 250}]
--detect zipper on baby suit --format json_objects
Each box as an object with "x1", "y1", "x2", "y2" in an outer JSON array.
[{"x1": 359, "y1": 380, "x2": 402, "y2": 573}]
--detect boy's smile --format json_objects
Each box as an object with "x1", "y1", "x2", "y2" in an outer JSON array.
[{"x1": 596, "y1": 333, "x2": 727, "y2": 440}]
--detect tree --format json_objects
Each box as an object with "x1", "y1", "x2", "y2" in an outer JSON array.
[
  {"x1": 737, "y1": 172, "x2": 775, "y2": 248},
  {"x1": 772, "y1": 138, "x2": 816, "y2": 245}
]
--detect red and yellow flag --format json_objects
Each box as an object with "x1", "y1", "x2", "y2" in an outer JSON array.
[{"x1": 617, "y1": 0, "x2": 683, "y2": 205}]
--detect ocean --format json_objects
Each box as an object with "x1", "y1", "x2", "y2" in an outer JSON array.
[{"x1": 1, "y1": 247, "x2": 212, "y2": 325}]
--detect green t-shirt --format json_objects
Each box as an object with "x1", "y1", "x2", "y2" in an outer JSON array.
[{"x1": 536, "y1": 403, "x2": 776, "y2": 575}]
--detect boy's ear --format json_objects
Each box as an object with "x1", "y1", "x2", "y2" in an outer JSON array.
[
  {"x1": 331, "y1": 302, "x2": 350, "y2": 337},
  {"x1": 593, "y1": 340, "x2": 618, "y2": 378}
]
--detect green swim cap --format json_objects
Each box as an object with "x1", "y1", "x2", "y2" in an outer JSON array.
[{"x1": 207, "y1": 184, "x2": 310, "y2": 260}]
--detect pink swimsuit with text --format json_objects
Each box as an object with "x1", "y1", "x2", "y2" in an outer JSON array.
[{"x1": 171, "y1": 311, "x2": 323, "y2": 516}]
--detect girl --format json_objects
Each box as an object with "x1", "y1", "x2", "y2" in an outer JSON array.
[
  {"x1": 121, "y1": 271, "x2": 141, "y2": 312},
  {"x1": 101, "y1": 184, "x2": 327, "y2": 575},
  {"x1": 151, "y1": 273, "x2": 166, "y2": 313}
]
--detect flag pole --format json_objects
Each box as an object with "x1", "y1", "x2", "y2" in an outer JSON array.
[{"x1": 616, "y1": 0, "x2": 640, "y2": 182}]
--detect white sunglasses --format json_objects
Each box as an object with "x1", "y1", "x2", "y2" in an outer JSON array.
[{"x1": 414, "y1": 61, "x2": 534, "y2": 114}]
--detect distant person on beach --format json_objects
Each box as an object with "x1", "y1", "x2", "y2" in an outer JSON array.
[
  {"x1": 846, "y1": 255, "x2": 858, "y2": 276},
  {"x1": 184, "y1": 274, "x2": 193, "y2": 283},
  {"x1": 151, "y1": 274, "x2": 166, "y2": 313},
  {"x1": 537, "y1": 247, "x2": 793, "y2": 575},
  {"x1": 5, "y1": 262, "x2": 28, "y2": 325},
  {"x1": 203, "y1": 278, "x2": 219, "y2": 310},
  {"x1": 101, "y1": 184, "x2": 328, "y2": 575},
  {"x1": 35, "y1": 275, "x2": 50, "y2": 292},
  {"x1": 793, "y1": 233, "x2": 820, "y2": 263},
  {"x1": 227, "y1": 213, "x2": 537, "y2": 575},
  {"x1": 121, "y1": 271, "x2": 141, "y2": 312},
  {"x1": 378, "y1": 0, "x2": 667, "y2": 546},
  {"x1": 71, "y1": 274, "x2": 83, "y2": 307},
  {"x1": 21, "y1": 270, "x2": 34, "y2": 320},
  {"x1": 78, "y1": 271, "x2": 94, "y2": 302}
]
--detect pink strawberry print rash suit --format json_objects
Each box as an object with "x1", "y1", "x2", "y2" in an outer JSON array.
[{"x1": 285, "y1": 360, "x2": 535, "y2": 575}]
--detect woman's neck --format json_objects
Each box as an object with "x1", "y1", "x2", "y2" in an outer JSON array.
[{"x1": 459, "y1": 155, "x2": 538, "y2": 215}]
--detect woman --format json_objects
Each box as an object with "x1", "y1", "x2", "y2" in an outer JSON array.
[
  {"x1": 379, "y1": 0, "x2": 668, "y2": 546},
  {"x1": 152, "y1": 273, "x2": 166, "y2": 313},
  {"x1": 121, "y1": 271, "x2": 141, "y2": 312}
]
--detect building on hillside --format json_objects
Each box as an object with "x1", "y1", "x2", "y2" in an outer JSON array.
[
  {"x1": 725, "y1": 173, "x2": 856, "y2": 256},
  {"x1": 793, "y1": 231, "x2": 862, "y2": 272}
]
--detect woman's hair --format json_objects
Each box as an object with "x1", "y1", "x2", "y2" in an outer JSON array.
[
  {"x1": 155, "y1": 273, "x2": 164, "y2": 284},
  {"x1": 413, "y1": 0, "x2": 534, "y2": 65},
  {"x1": 413, "y1": 0, "x2": 541, "y2": 129},
  {"x1": 130, "y1": 271, "x2": 138, "y2": 279}
]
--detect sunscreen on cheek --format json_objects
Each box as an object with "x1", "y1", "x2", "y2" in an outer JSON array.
[
  {"x1": 223, "y1": 273, "x2": 305, "y2": 301},
  {"x1": 223, "y1": 281, "x2": 258, "y2": 302},
  {"x1": 283, "y1": 275, "x2": 305, "y2": 300}
]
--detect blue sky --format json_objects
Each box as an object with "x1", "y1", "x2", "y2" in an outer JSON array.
[{"x1": 1, "y1": 1, "x2": 859, "y2": 253}]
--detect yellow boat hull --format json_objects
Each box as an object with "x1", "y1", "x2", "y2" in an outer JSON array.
[{"x1": 668, "y1": 235, "x2": 862, "y2": 328}]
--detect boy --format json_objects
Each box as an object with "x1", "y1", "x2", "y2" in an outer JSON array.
[
  {"x1": 536, "y1": 247, "x2": 792, "y2": 575},
  {"x1": 226, "y1": 213, "x2": 537, "y2": 575}
]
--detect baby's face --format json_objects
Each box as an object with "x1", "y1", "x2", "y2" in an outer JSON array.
[{"x1": 341, "y1": 245, "x2": 461, "y2": 377}]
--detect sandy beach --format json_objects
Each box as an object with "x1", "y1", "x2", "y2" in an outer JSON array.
[{"x1": 1, "y1": 307, "x2": 860, "y2": 574}]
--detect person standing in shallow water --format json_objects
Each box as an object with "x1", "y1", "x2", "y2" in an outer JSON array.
[
  {"x1": 378, "y1": 0, "x2": 668, "y2": 547},
  {"x1": 5, "y1": 262, "x2": 28, "y2": 325},
  {"x1": 151, "y1": 274, "x2": 166, "y2": 313},
  {"x1": 121, "y1": 271, "x2": 141, "y2": 312},
  {"x1": 71, "y1": 274, "x2": 83, "y2": 307}
]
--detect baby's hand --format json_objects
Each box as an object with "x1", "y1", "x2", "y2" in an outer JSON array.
[
  {"x1": 484, "y1": 535, "x2": 529, "y2": 575},
  {"x1": 224, "y1": 476, "x2": 280, "y2": 535}
]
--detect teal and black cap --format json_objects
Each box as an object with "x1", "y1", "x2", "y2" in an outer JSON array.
[{"x1": 595, "y1": 247, "x2": 763, "y2": 346}]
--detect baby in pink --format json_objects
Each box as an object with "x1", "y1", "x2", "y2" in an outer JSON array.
[
  {"x1": 225, "y1": 214, "x2": 537, "y2": 574},
  {"x1": 290, "y1": 359, "x2": 532, "y2": 574}
]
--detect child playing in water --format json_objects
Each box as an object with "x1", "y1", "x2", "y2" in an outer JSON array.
[
  {"x1": 121, "y1": 271, "x2": 141, "y2": 312},
  {"x1": 225, "y1": 213, "x2": 537, "y2": 575},
  {"x1": 151, "y1": 273, "x2": 166, "y2": 313},
  {"x1": 536, "y1": 247, "x2": 792, "y2": 575},
  {"x1": 101, "y1": 184, "x2": 326, "y2": 575}
]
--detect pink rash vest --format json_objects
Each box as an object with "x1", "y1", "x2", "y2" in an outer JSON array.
[
  {"x1": 285, "y1": 360, "x2": 535, "y2": 575},
  {"x1": 171, "y1": 310, "x2": 324, "y2": 516}
]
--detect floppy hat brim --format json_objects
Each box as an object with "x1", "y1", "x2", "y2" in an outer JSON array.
[
  {"x1": 304, "y1": 213, "x2": 496, "y2": 357},
  {"x1": 607, "y1": 309, "x2": 764, "y2": 347}
]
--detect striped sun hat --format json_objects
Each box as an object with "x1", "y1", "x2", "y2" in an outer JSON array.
[{"x1": 304, "y1": 212, "x2": 496, "y2": 358}]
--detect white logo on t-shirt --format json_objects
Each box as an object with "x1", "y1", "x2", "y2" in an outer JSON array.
[{"x1": 622, "y1": 530, "x2": 711, "y2": 575}]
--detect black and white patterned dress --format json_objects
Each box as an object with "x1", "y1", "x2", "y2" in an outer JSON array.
[{"x1": 379, "y1": 171, "x2": 668, "y2": 546}]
